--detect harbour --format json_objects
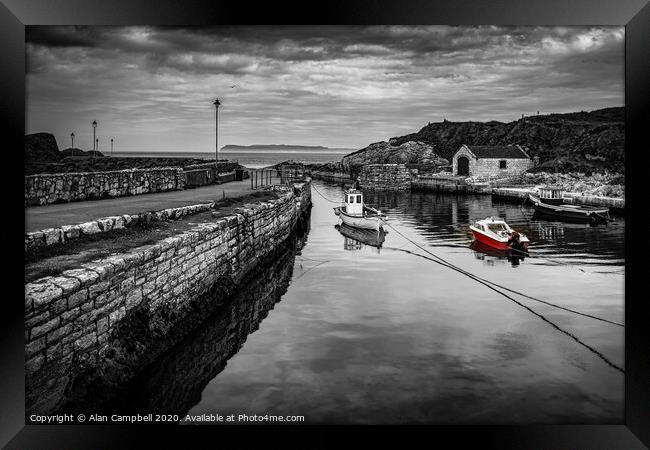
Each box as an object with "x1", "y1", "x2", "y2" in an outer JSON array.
[
  {"x1": 82, "y1": 180, "x2": 624, "y2": 424},
  {"x1": 19, "y1": 23, "x2": 633, "y2": 438}
]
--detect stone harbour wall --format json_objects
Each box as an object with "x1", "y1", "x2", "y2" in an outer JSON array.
[
  {"x1": 25, "y1": 168, "x2": 185, "y2": 206},
  {"x1": 358, "y1": 164, "x2": 411, "y2": 190},
  {"x1": 307, "y1": 170, "x2": 354, "y2": 184},
  {"x1": 24, "y1": 181, "x2": 312, "y2": 415},
  {"x1": 491, "y1": 187, "x2": 625, "y2": 214},
  {"x1": 89, "y1": 233, "x2": 300, "y2": 415},
  {"x1": 25, "y1": 202, "x2": 217, "y2": 252}
]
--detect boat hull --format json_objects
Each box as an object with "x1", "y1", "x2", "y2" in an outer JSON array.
[
  {"x1": 528, "y1": 194, "x2": 609, "y2": 223},
  {"x1": 335, "y1": 207, "x2": 385, "y2": 230},
  {"x1": 469, "y1": 240, "x2": 528, "y2": 257},
  {"x1": 470, "y1": 229, "x2": 513, "y2": 250},
  {"x1": 336, "y1": 224, "x2": 386, "y2": 248}
]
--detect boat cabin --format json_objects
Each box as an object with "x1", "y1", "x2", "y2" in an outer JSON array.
[
  {"x1": 473, "y1": 217, "x2": 512, "y2": 236},
  {"x1": 344, "y1": 189, "x2": 364, "y2": 216},
  {"x1": 538, "y1": 186, "x2": 565, "y2": 205}
]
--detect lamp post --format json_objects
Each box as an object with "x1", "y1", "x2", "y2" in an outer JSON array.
[
  {"x1": 213, "y1": 98, "x2": 221, "y2": 184},
  {"x1": 111, "y1": 138, "x2": 114, "y2": 156},
  {"x1": 96, "y1": 138, "x2": 99, "y2": 158},
  {"x1": 70, "y1": 133, "x2": 75, "y2": 156},
  {"x1": 92, "y1": 120, "x2": 97, "y2": 151}
]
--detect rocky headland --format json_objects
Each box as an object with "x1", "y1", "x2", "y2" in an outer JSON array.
[
  {"x1": 304, "y1": 107, "x2": 625, "y2": 198},
  {"x1": 342, "y1": 107, "x2": 623, "y2": 176}
]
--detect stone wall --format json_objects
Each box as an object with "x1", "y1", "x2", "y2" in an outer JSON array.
[
  {"x1": 491, "y1": 187, "x2": 625, "y2": 214},
  {"x1": 24, "y1": 181, "x2": 312, "y2": 416},
  {"x1": 25, "y1": 168, "x2": 185, "y2": 206},
  {"x1": 307, "y1": 170, "x2": 354, "y2": 184},
  {"x1": 76, "y1": 232, "x2": 301, "y2": 415},
  {"x1": 25, "y1": 202, "x2": 217, "y2": 253},
  {"x1": 184, "y1": 169, "x2": 242, "y2": 188},
  {"x1": 358, "y1": 164, "x2": 411, "y2": 190},
  {"x1": 411, "y1": 179, "x2": 489, "y2": 195}
]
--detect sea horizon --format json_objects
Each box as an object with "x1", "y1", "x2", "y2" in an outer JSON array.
[{"x1": 111, "y1": 148, "x2": 353, "y2": 168}]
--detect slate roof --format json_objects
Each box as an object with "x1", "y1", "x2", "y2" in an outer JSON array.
[{"x1": 463, "y1": 145, "x2": 530, "y2": 159}]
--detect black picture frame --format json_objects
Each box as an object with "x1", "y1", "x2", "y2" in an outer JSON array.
[{"x1": 2, "y1": 1, "x2": 648, "y2": 448}]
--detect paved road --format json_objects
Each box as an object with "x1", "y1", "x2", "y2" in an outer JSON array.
[{"x1": 25, "y1": 176, "x2": 281, "y2": 232}]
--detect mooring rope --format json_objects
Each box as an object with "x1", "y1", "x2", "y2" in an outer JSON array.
[
  {"x1": 384, "y1": 223, "x2": 625, "y2": 374},
  {"x1": 293, "y1": 259, "x2": 332, "y2": 281},
  {"x1": 384, "y1": 243, "x2": 623, "y2": 327},
  {"x1": 508, "y1": 243, "x2": 624, "y2": 275},
  {"x1": 519, "y1": 195, "x2": 533, "y2": 221},
  {"x1": 310, "y1": 183, "x2": 341, "y2": 204}
]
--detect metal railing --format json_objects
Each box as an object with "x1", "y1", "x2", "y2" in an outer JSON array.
[
  {"x1": 249, "y1": 168, "x2": 278, "y2": 189},
  {"x1": 279, "y1": 164, "x2": 307, "y2": 186}
]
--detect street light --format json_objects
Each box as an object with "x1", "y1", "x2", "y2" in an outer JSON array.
[
  {"x1": 92, "y1": 120, "x2": 97, "y2": 153},
  {"x1": 213, "y1": 98, "x2": 221, "y2": 185},
  {"x1": 70, "y1": 132, "x2": 75, "y2": 156},
  {"x1": 111, "y1": 138, "x2": 114, "y2": 156}
]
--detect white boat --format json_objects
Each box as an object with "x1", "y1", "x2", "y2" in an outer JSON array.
[{"x1": 334, "y1": 189, "x2": 387, "y2": 231}]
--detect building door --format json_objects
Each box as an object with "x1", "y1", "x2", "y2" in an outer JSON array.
[{"x1": 457, "y1": 156, "x2": 469, "y2": 176}]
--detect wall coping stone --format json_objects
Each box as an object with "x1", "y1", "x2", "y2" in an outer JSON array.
[
  {"x1": 25, "y1": 167, "x2": 184, "y2": 179},
  {"x1": 25, "y1": 188, "x2": 299, "y2": 317}
]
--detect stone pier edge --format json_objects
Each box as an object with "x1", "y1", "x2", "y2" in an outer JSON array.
[{"x1": 24, "y1": 180, "x2": 312, "y2": 415}]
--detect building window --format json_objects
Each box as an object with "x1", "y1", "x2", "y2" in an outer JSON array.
[{"x1": 499, "y1": 160, "x2": 507, "y2": 169}]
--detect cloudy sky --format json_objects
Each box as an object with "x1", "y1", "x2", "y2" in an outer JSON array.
[{"x1": 26, "y1": 26, "x2": 624, "y2": 153}]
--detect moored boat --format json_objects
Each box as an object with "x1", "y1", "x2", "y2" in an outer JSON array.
[
  {"x1": 334, "y1": 189, "x2": 387, "y2": 231},
  {"x1": 528, "y1": 186, "x2": 609, "y2": 223},
  {"x1": 336, "y1": 223, "x2": 387, "y2": 250},
  {"x1": 469, "y1": 217, "x2": 529, "y2": 251}
]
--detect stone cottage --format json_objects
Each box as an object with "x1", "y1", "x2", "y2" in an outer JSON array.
[{"x1": 452, "y1": 144, "x2": 533, "y2": 178}]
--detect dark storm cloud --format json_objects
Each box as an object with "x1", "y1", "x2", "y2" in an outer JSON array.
[
  {"x1": 26, "y1": 26, "x2": 623, "y2": 151},
  {"x1": 26, "y1": 26, "x2": 102, "y2": 48}
]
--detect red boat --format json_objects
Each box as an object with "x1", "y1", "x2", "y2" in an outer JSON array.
[{"x1": 469, "y1": 217, "x2": 529, "y2": 251}]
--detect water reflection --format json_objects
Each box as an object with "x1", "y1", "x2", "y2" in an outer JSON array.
[
  {"x1": 93, "y1": 230, "x2": 308, "y2": 417},
  {"x1": 469, "y1": 240, "x2": 526, "y2": 267},
  {"x1": 93, "y1": 181, "x2": 624, "y2": 424},
  {"x1": 335, "y1": 223, "x2": 386, "y2": 252},
  {"x1": 364, "y1": 189, "x2": 625, "y2": 264}
]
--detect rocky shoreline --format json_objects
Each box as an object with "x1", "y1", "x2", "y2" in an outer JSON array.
[
  {"x1": 302, "y1": 161, "x2": 624, "y2": 200},
  {"x1": 491, "y1": 171, "x2": 624, "y2": 199}
]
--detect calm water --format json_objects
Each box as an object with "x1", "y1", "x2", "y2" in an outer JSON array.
[
  {"x1": 109, "y1": 180, "x2": 626, "y2": 424},
  {"x1": 111, "y1": 149, "x2": 350, "y2": 168}
]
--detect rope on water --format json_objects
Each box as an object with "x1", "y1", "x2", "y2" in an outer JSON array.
[
  {"x1": 519, "y1": 195, "x2": 533, "y2": 222},
  {"x1": 509, "y1": 246, "x2": 622, "y2": 275},
  {"x1": 384, "y1": 223, "x2": 625, "y2": 374},
  {"x1": 385, "y1": 243, "x2": 623, "y2": 328},
  {"x1": 293, "y1": 259, "x2": 331, "y2": 281},
  {"x1": 310, "y1": 183, "x2": 341, "y2": 204},
  {"x1": 385, "y1": 224, "x2": 624, "y2": 327}
]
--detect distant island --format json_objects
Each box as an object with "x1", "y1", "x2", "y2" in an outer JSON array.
[{"x1": 221, "y1": 144, "x2": 329, "y2": 151}]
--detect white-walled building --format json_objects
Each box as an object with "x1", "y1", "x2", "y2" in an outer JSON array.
[{"x1": 452, "y1": 144, "x2": 533, "y2": 178}]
